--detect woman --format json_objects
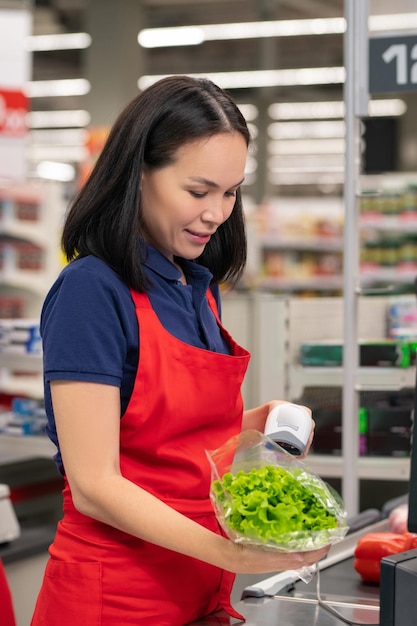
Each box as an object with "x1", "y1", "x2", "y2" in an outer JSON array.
[{"x1": 31, "y1": 75, "x2": 328, "y2": 625}]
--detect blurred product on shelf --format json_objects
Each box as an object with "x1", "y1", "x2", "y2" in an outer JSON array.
[
  {"x1": 309, "y1": 402, "x2": 411, "y2": 458},
  {"x1": 0, "y1": 297, "x2": 25, "y2": 319},
  {"x1": 0, "y1": 396, "x2": 47, "y2": 436},
  {"x1": 310, "y1": 406, "x2": 368, "y2": 456},
  {"x1": 0, "y1": 319, "x2": 41, "y2": 355},
  {"x1": 367, "y1": 406, "x2": 412, "y2": 457},
  {"x1": 0, "y1": 241, "x2": 44, "y2": 273},
  {"x1": 0, "y1": 181, "x2": 65, "y2": 319},
  {"x1": 0, "y1": 188, "x2": 42, "y2": 224},
  {"x1": 360, "y1": 182, "x2": 417, "y2": 289},
  {"x1": 388, "y1": 297, "x2": 417, "y2": 346},
  {"x1": 246, "y1": 177, "x2": 417, "y2": 294},
  {"x1": 360, "y1": 184, "x2": 417, "y2": 220},
  {"x1": 245, "y1": 197, "x2": 344, "y2": 294},
  {"x1": 300, "y1": 339, "x2": 412, "y2": 368}
]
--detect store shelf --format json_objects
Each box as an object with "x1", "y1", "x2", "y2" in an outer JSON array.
[
  {"x1": 0, "y1": 374, "x2": 43, "y2": 399},
  {"x1": 307, "y1": 454, "x2": 410, "y2": 482},
  {"x1": 361, "y1": 214, "x2": 417, "y2": 233},
  {"x1": 256, "y1": 275, "x2": 343, "y2": 292},
  {"x1": 361, "y1": 268, "x2": 417, "y2": 286},
  {"x1": 0, "y1": 434, "x2": 54, "y2": 464},
  {"x1": 291, "y1": 365, "x2": 416, "y2": 396},
  {"x1": 0, "y1": 269, "x2": 49, "y2": 294},
  {"x1": 257, "y1": 235, "x2": 343, "y2": 252},
  {"x1": 0, "y1": 219, "x2": 50, "y2": 246},
  {"x1": 0, "y1": 353, "x2": 42, "y2": 373}
]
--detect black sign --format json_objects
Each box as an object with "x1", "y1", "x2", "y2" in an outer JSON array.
[{"x1": 369, "y1": 34, "x2": 417, "y2": 94}]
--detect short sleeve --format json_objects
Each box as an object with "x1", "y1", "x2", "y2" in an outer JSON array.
[{"x1": 41, "y1": 259, "x2": 136, "y2": 387}]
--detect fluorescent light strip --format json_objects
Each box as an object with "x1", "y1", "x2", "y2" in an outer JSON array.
[
  {"x1": 36, "y1": 161, "x2": 76, "y2": 182},
  {"x1": 270, "y1": 166, "x2": 344, "y2": 174},
  {"x1": 269, "y1": 154, "x2": 345, "y2": 171},
  {"x1": 28, "y1": 110, "x2": 91, "y2": 128},
  {"x1": 138, "y1": 14, "x2": 417, "y2": 49},
  {"x1": 28, "y1": 145, "x2": 88, "y2": 162},
  {"x1": 138, "y1": 67, "x2": 345, "y2": 91},
  {"x1": 268, "y1": 120, "x2": 345, "y2": 140},
  {"x1": 268, "y1": 171, "x2": 345, "y2": 185},
  {"x1": 30, "y1": 128, "x2": 88, "y2": 145},
  {"x1": 270, "y1": 101, "x2": 344, "y2": 119},
  {"x1": 269, "y1": 98, "x2": 406, "y2": 120},
  {"x1": 370, "y1": 99, "x2": 407, "y2": 116},
  {"x1": 138, "y1": 17, "x2": 345, "y2": 48},
  {"x1": 268, "y1": 138, "x2": 346, "y2": 155},
  {"x1": 27, "y1": 79, "x2": 91, "y2": 98},
  {"x1": 371, "y1": 13, "x2": 417, "y2": 33},
  {"x1": 26, "y1": 32, "x2": 92, "y2": 51}
]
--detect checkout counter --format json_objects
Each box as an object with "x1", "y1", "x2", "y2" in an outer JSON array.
[
  {"x1": 229, "y1": 510, "x2": 382, "y2": 626},
  {"x1": 192, "y1": 506, "x2": 404, "y2": 626},
  {"x1": 228, "y1": 523, "x2": 382, "y2": 626}
]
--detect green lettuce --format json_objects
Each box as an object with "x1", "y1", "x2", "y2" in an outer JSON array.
[{"x1": 212, "y1": 464, "x2": 341, "y2": 549}]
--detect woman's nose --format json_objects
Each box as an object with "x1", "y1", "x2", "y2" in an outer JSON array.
[{"x1": 202, "y1": 197, "x2": 230, "y2": 225}]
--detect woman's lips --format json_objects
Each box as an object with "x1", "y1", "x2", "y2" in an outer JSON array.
[{"x1": 186, "y1": 230, "x2": 212, "y2": 244}]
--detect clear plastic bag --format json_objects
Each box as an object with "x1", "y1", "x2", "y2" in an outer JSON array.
[{"x1": 207, "y1": 429, "x2": 348, "y2": 553}]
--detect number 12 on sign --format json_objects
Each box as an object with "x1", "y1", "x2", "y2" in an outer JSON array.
[{"x1": 369, "y1": 35, "x2": 417, "y2": 94}]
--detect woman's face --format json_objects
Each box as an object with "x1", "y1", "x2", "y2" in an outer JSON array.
[{"x1": 140, "y1": 132, "x2": 247, "y2": 262}]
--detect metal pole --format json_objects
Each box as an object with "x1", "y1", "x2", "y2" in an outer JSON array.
[{"x1": 342, "y1": 0, "x2": 369, "y2": 516}]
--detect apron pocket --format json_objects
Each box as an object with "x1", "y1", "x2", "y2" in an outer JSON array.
[{"x1": 31, "y1": 560, "x2": 102, "y2": 626}]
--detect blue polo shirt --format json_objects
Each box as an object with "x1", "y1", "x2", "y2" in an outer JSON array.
[{"x1": 41, "y1": 244, "x2": 230, "y2": 473}]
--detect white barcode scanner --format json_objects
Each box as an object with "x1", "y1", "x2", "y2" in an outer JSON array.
[{"x1": 264, "y1": 403, "x2": 313, "y2": 456}]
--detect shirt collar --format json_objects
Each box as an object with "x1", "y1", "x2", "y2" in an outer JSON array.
[{"x1": 142, "y1": 242, "x2": 213, "y2": 285}]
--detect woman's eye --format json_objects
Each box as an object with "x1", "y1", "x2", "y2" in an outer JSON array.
[
  {"x1": 225, "y1": 190, "x2": 237, "y2": 198},
  {"x1": 189, "y1": 191, "x2": 206, "y2": 198}
]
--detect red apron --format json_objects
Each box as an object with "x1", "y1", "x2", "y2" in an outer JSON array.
[
  {"x1": 31, "y1": 289, "x2": 250, "y2": 626},
  {"x1": 0, "y1": 559, "x2": 16, "y2": 626}
]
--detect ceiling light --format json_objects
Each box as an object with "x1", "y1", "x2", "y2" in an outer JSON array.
[
  {"x1": 268, "y1": 171, "x2": 345, "y2": 186},
  {"x1": 138, "y1": 17, "x2": 345, "y2": 48},
  {"x1": 28, "y1": 110, "x2": 91, "y2": 128},
  {"x1": 138, "y1": 26, "x2": 204, "y2": 48},
  {"x1": 28, "y1": 145, "x2": 88, "y2": 162},
  {"x1": 26, "y1": 33, "x2": 92, "y2": 51},
  {"x1": 27, "y1": 79, "x2": 91, "y2": 98},
  {"x1": 36, "y1": 161, "x2": 75, "y2": 182},
  {"x1": 138, "y1": 67, "x2": 345, "y2": 91},
  {"x1": 268, "y1": 120, "x2": 345, "y2": 140},
  {"x1": 268, "y1": 138, "x2": 346, "y2": 155},
  {"x1": 30, "y1": 128, "x2": 88, "y2": 145},
  {"x1": 268, "y1": 154, "x2": 345, "y2": 172},
  {"x1": 370, "y1": 13, "x2": 417, "y2": 32},
  {"x1": 138, "y1": 14, "x2": 417, "y2": 49},
  {"x1": 269, "y1": 98, "x2": 406, "y2": 120},
  {"x1": 270, "y1": 101, "x2": 344, "y2": 120},
  {"x1": 369, "y1": 99, "x2": 407, "y2": 116}
]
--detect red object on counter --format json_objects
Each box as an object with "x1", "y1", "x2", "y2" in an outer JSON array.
[
  {"x1": 0, "y1": 558, "x2": 16, "y2": 626},
  {"x1": 354, "y1": 531, "x2": 417, "y2": 583}
]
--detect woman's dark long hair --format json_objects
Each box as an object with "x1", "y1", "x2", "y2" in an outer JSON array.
[{"x1": 62, "y1": 75, "x2": 250, "y2": 291}]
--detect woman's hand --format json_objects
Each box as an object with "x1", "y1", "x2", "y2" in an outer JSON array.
[
  {"x1": 224, "y1": 540, "x2": 330, "y2": 575},
  {"x1": 297, "y1": 404, "x2": 315, "y2": 458},
  {"x1": 242, "y1": 401, "x2": 315, "y2": 457}
]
